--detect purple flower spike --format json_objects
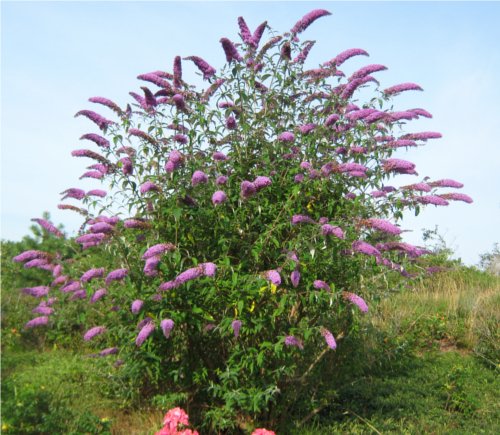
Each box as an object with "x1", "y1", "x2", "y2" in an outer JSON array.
[
  {"x1": 290, "y1": 9, "x2": 331, "y2": 34},
  {"x1": 80, "y1": 133, "x2": 110, "y2": 148},
  {"x1": 383, "y1": 158, "x2": 416, "y2": 173},
  {"x1": 31, "y1": 218, "x2": 64, "y2": 238},
  {"x1": 192, "y1": 170, "x2": 208, "y2": 186},
  {"x1": 291, "y1": 270, "x2": 301, "y2": 288},
  {"x1": 13, "y1": 250, "x2": 49, "y2": 263},
  {"x1": 416, "y1": 195, "x2": 449, "y2": 206},
  {"x1": 142, "y1": 243, "x2": 175, "y2": 260},
  {"x1": 172, "y1": 94, "x2": 186, "y2": 111},
  {"x1": 428, "y1": 179, "x2": 464, "y2": 188},
  {"x1": 99, "y1": 347, "x2": 118, "y2": 357},
  {"x1": 184, "y1": 56, "x2": 216, "y2": 80},
  {"x1": 90, "y1": 288, "x2": 107, "y2": 303},
  {"x1": 220, "y1": 38, "x2": 243, "y2": 62},
  {"x1": 320, "y1": 328, "x2": 337, "y2": 349},
  {"x1": 212, "y1": 190, "x2": 228, "y2": 205},
  {"x1": 32, "y1": 305, "x2": 54, "y2": 315},
  {"x1": 23, "y1": 286, "x2": 49, "y2": 298},
  {"x1": 144, "y1": 256, "x2": 161, "y2": 277},
  {"x1": 136, "y1": 322, "x2": 155, "y2": 346},
  {"x1": 140, "y1": 181, "x2": 159, "y2": 194},
  {"x1": 352, "y1": 241, "x2": 381, "y2": 256},
  {"x1": 313, "y1": 280, "x2": 331, "y2": 292},
  {"x1": 325, "y1": 48, "x2": 369, "y2": 67},
  {"x1": 175, "y1": 266, "x2": 204, "y2": 285},
  {"x1": 344, "y1": 292, "x2": 369, "y2": 313},
  {"x1": 25, "y1": 316, "x2": 49, "y2": 329},
  {"x1": 299, "y1": 123, "x2": 317, "y2": 134},
  {"x1": 213, "y1": 151, "x2": 229, "y2": 161},
  {"x1": 278, "y1": 131, "x2": 295, "y2": 142},
  {"x1": 285, "y1": 335, "x2": 304, "y2": 349},
  {"x1": 105, "y1": 268, "x2": 128, "y2": 285},
  {"x1": 231, "y1": 320, "x2": 242, "y2": 338},
  {"x1": 216, "y1": 175, "x2": 228, "y2": 185},
  {"x1": 83, "y1": 326, "x2": 106, "y2": 341},
  {"x1": 226, "y1": 115, "x2": 237, "y2": 130},
  {"x1": 254, "y1": 176, "x2": 272, "y2": 189},
  {"x1": 61, "y1": 188, "x2": 86, "y2": 201},
  {"x1": 240, "y1": 180, "x2": 257, "y2": 198},
  {"x1": 131, "y1": 299, "x2": 144, "y2": 314},
  {"x1": 74, "y1": 110, "x2": 114, "y2": 130},
  {"x1": 159, "y1": 280, "x2": 178, "y2": 292},
  {"x1": 384, "y1": 82, "x2": 423, "y2": 95},
  {"x1": 173, "y1": 56, "x2": 182, "y2": 88},
  {"x1": 87, "y1": 189, "x2": 107, "y2": 198},
  {"x1": 201, "y1": 262, "x2": 217, "y2": 277},
  {"x1": 291, "y1": 215, "x2": 316, "y2": 225},
  {"x1": 365, "y1": 218, "x2": 401, "y2": 235},
  {"x1": 161, "y1": 319, "x2": 175, "y2": 339},
  {"x1": 81, "y1": 267, "x2": 105, "y2": 283},
  {"x1": 237, "y1": 16, "x2": 253, "y2": 45},
  {"x1": 265, "y1": 270, "x2": 281, "y2": 286},
  {"x1": 439, "y1": 193, "x2": 473, "y2": 204}
]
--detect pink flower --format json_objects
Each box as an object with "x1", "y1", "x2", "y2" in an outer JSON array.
[
  {"x1": 252, "y1": 429, "x2": 276, "y2": 435},
  {"x1": 265, "y1": 270, "x2": 281, "y2": 286},
  {"x1": 285, "y1": 335, "x2": 304, "y2": 349},
  {"x1": 161, "y1": 319, "x2": 175, "y2": 339},
  {"x1": 320, "y1": 327, "x2": 337, "y2": 349},
  {"x1": 344, "y1": 292, "x2": 369, "y2": 313},
  {"x1": 212, "y1": 190, "x2": 227, "y2": 205},
  {"x1": 231, "y1": 320, "x2": 242, "y2": 338},
  {"x1": 131, "y1": 299, "x2": 144, "y2": 314},
  {"x1": 278, "y1": 131, "x2": 294, "y2": 142},
  {"x1": 143, "y1": 243, "x2": 175, "y2": 260},
  {"x1": 84, "y1": 326, "x2": 106, "y2": 341},
  {"x1": 191, "y1": 170, "x2": 208, "y2": 186},
  {"x1": 352, "y1": 241, "x2": 381, "y2": 256},
  {"x1": 220, "y1": 38, "x2": 242, "y2": 62},
  {"x1": 365, "y1": 218, "x2": 401, "y2": 235},
  {"x1": 321, "y1": 224, "x2": 345, "y2": 239},
  {"x1": 25, "y1": 316, "x2": 49, "y2": 329},
  {"x1": 313, "y1": 280, "x2": 331, "y2": 292},
  {"x1": 291, "y1": 270, "x2": 301, "y2": 288},
  {"x1": 290, "y1": 9, "x2": 331, "y2": 34},
  {"x1": 384, "y1": 82, "x2": 423, "y2": 95}
]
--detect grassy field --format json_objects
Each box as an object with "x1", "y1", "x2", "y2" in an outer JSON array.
[{"x1": 2, "y1": 268, "x2": 499, "y2": 434}]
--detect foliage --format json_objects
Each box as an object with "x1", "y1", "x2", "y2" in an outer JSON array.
[{"x1": 8, "y1": 9, "x2": 474, "y2": 430}]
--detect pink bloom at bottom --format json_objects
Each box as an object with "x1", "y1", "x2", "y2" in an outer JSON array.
[
  {"x1": 159, "y1": 407, "x2": 191, "y2": 434},
  {"x1": 252, "y1": 429, "x2": 276, "y2": 435}
]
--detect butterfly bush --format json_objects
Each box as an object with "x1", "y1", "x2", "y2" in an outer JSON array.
[{"x1": 13, "y1": 9, "x2": 472, "y2": 431}]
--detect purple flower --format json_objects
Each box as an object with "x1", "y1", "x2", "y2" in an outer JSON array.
[
  {"x1": 240, "y1": 181, "x2": 257, "y2": 198},
  {"x1": 290, "y1": 9, "x2": 331, "y2": 34},
  {"x1": 32, "y1": 305, "x2": 54, "y2": 315},
  {"x1": 298, "y1": 123, "x2": 317, "y2": 134},
  {"x1": 385, "y1": 139, "x2": 418, "y2": 148},
  {"x1": 183, "y1": 56, "x2": 216, "y2": 80},
  {"x1": 159, "y1": 280, "x2": 178, "y2": 292},
  {"x1": 438, "y1": 193, "x2": 473, "y2": 204},
  {"x1": 144, "y1": 256, "x2": 161, "y2": 277},
  {"x1": 140, "y1": 181, "x2": 159, "y2": 194},
  {"x1": 352, "y1": 241, "x2": 381, "y2": 256},
  {"x1": 265, "y1": 270, "x2": 281, "y2": 286},
  {"x1": 173, "y1": 134, "x2": 188, "y2": 144},
  {"x1": 90, "y1": 288, "x2": 107, "y2": 303},
  {"x1": 119, "y1": 157, "x2": 133, "y2": 175},
  {"x1": 338, "y1": 163, "x2": 367, "y2": 174},
  {"x1": 13, "y1": 250, "x2": 49, "y2": 263},
  {"x1": 173, "y1": 56, "x2": 182, "y2": 88},
  {"x1": 74, "y1": 110, "x2": 114, "y2": 130},
  {"x1": 124, "y1": 219, "x2": 150, "y2": 229},
  {"x1": 214, "y1": 176, "x2": 227, "y2": 186},
  {"x1": 60, "y1": 280, "x2": 82, "y2": 293},
  {"x1": 313, "y1": 280, "x2": 331, "y2": 292},
  {"x1": 401, "y1": 131, "x2": 442, "y2": 141},
  {"x1": 293, "y1": 41, "x2": 316, "y2": 64},
  {"x1": 105, "y1": 268, "x2": 128, "y2": 285},
  {"x1": 285, "y1": 335, "x2": 304, "y2": 349},
  {"x1": 89, "y1": 96, "x2": 122, "y2": 114},
  {"x1": 344, "y1": 292, "x2": 369, "y2": 313},
  {"x1": 416, "y1": 195, "x2": 449, "y2": 206},
  {"x1": 320, "y1": 328, "x2": 337, "y2": 349},
  {"x1": 231, "y1": 320, "x2": 242, "y2": 338},
  {"x1": 84, "y1": 326, "x2": 106, "y2": 341},
  {"x1": 365, "y1": 218, "x2": 401, "y2": 235},
  {"x1": 87, "y1": 189, "x2": 107, "y2": 198},
  {"x1": 428, "y1": 179, "x2": 464, "y2": 188},
  {"x1": 61, "y1": 188, "x2": 86, "y2": 200},
  {"x1": 23, "y1": 286, "x2": 50, "y2": 298},
  {"x1": 321, "y1": 225, "x2": 343, "y2": 240},
  {"x1": 161, "y1": 319, "x2": 175, "y2": 338},
  {"x1": 384, "y1": 82, "x2": 423, "y2": 95},
  {"x1": 136, "y1": 322, "x2": 155, "y2": 346},
  {"x1": 80, "y1": 170, "x2": 105, "y2": 180},
  {"x1": 25, "y1": 316, "x2": 49, "y2": 329},
  {"x1": 383, "y1": 158, "x2": 416, "y2": 173},
  {"x1": 291, "y1": 270, "x2": 301, "y2": 288},
  {"x1": 237, "y1": 16, "x2": 253, "y2": 45},
  {"x1": 212, "y1": 190, "x2": 228, "y2": 205},
  {"x1": 192, "y1": 170, "x2": 208, "y2": 186},
  {"x1": 172, "y1": 94, "x2": 186, "y2": 111},
  {"x1": 349, "y1": 64, "x2": 388, "y2": 81},
  {"x1": 201, "y1": 262, "x2": 217, "y2": 277},
  {"x1": 325, "y1": 48, "x2": 369, "y2": 67},
  {"x1": 69, "y1": 289, "x2": 87, "y2": 300},
  {"x1": 291, "y1": 215, "x2": 316, "y2": 225},
  {"x1": 213, "y1": 151, "x2": 229, "y2": 162},
  {"x1": 345, "y1": 108, "x2": 377, "y2": 121},
  {"x1": 254, "y1": 176, "x2": 272, "y2": 190},
  {"x1": 137, "y1": 318, "x2": 153, "y2": 330},
  {"x1": 90, "y1": 222, "x2": 114, "y2": 234},
  {"x1": 143, "y1": 243, "x2": 175, "y2": 260},
  {"x1": 129, "y1": 128, "x2": 157, "y2": 144},
  {"x1": 325, "y1": 114, "x2": 340, "y2": 126},
  {"x1": 226, "y1": 115, "x2": 237, "y2": 130},
  {"x1": 131, "y1": 299, "x2": 144, "y2": 314},
  {"x1": 252, "y1": 21, "x2": 267, "y2": 47},
  {"x1": 278, "y1": 131, "x2": 295, "y2": 142},
  {"x1": 31, "y1": 218, "x2": 64, "y2": 238},
  {"x1": 137, "y1": 73, "x2": 172, "y2": 88},
  {"x1": 51, "y1": 275, "x2": 68, "y2": 287},
  {"x1": 76, "y1": 233, "x2": 106, "y2": 245},
  {"x1": 99, "y1": 347, "x2": 118, "y2": 357},
  {"x1": 409, "y1": 108, "x2": 433, "y2": 118},
  {"x1": 24, "y1": 259, "x2": 49, "y2": 269},
  {"x1": 80, "y1": 133, "x2": 110, "y2": 148},
  {"x1": 294, "y1": 174, "x2": 304, "y2": 183},
  {"x1": 81, "y1": 267, "x2": 105, "y2": 283},
  {"x1": 220, "y1": 38, "x2": 243, "y2": 62},
  {"x1": 175, "y1": 266, "x2": 203, "y2": 285}
]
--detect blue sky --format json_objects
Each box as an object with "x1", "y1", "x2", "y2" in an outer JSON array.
[{"x1": 2, "y1": 1, "x2": 499, "y2": 265}]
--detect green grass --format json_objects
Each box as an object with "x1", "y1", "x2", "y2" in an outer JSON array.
[{"x1": 2, "y1": 268, "x2": 499, "y2": 434}]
